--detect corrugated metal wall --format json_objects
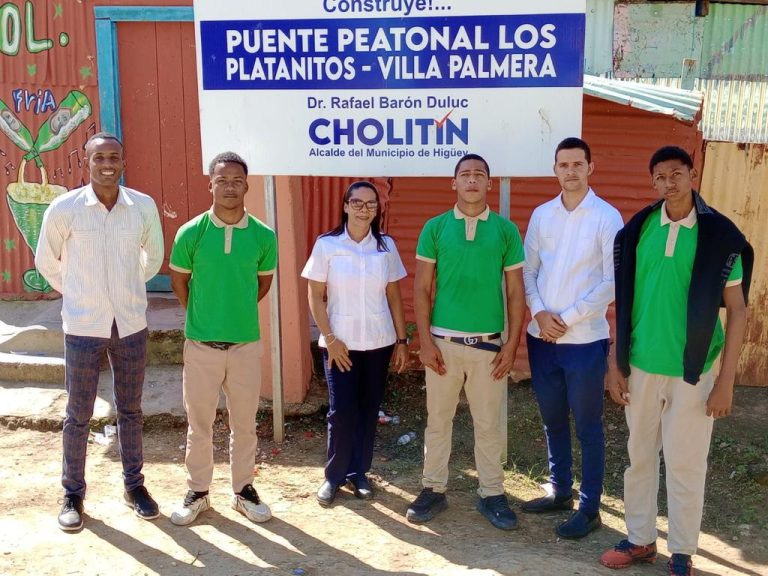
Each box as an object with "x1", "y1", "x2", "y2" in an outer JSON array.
[
  {"x1": 612, "y1": 2, "x2": 768, "y2": 81},
  {"x1": 700, "y1": 3, "x2": 768, "y2": 81},
  {"x1": 0, "y1": 0, "x2": 98, "y2": 296},
  {"x1": 624, "y1": 76, "x2": 768, "y2": 145},
  {"x1": 584, "y1": 0, "x2": 615, "y2": 76},
  {"x1": 700, "y1": 79, "x2": 768, "y2": 143},
  {"x1": 700, "y1": 141, "x2": 767, "y2": 387},
  {"x1": 304, "y1": 94, "x2": 703, "y2": 375},
  {"x1": 586, "y1": 2, "x2": 768, "y2": 144}
]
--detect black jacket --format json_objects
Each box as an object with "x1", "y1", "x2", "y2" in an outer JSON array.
[{"x1": 614, "y1": 192, "x2": 753, "y2": 384}]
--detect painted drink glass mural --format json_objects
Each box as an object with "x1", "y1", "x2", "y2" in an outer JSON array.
[{"x1": 1, "y1": 91, "x2": 92, "y2": 292}]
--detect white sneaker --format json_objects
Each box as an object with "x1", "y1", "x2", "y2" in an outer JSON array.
[
  {"x1": 170, "y1": 491, "x2": 210, "y2": 526},
  {"x1": 232, "y1": 485, "x2": 271, "y2": 523}
]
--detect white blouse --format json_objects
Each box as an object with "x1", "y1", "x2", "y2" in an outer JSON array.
[{"x1": 301, "y1": 228, "x2": 407, "y2": 351}]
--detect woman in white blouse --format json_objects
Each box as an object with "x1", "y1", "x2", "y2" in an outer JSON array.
[{"x1": 302, "y1": 181, "x2": 408, "y2": 507}]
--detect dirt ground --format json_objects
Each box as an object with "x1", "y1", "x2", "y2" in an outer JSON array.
[{"x1": 1, "y1": 377, "x2": 766, "y2": 576}]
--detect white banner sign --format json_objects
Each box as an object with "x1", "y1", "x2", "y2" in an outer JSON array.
[{"x1": 194, "y1": 0, "x2": 585, "y2": 176}]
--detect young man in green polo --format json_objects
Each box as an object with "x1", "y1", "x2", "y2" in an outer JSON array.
[
  {"x1": 406, "y1": 153, "x2": 526, "y2": 530},
  {"x1": 601, "y1": 146, "x2": 752, "y2": 576},
  {"x1": 169, "y1": 151, "x2": 277, "y2": 526}
]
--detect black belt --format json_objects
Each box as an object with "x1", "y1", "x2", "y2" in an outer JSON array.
[
  {"x1": 200, "y1": 341, "x2": 237, "y2": 350},
  {"x1": 432, "y1": 332, "x2": 502, "y2": 353}
]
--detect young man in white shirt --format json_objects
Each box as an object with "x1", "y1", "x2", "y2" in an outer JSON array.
[
  {"x1": 36, "y1": 132, "x2": 164, "y2": 531},
  {"x1": 521, "y1": 137, "x2": 623, "y2": 538}
]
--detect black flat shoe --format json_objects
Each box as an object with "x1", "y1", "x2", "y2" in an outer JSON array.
[
  {"x1": 521, "y1": 493, "x2": 573, "y2": 513},
  {"x1": 349, "y1": 476, "x2": 374, "y2": 500},
  {"x1": 316, "y1": 481, "x2": 340, "y2": 507},
  {"x1": 556, "y1": 510, "x2": 602, "y2": 539}
]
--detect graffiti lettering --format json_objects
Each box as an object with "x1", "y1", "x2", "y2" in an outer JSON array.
[
  {"x1": 0, "y1": 1, "x2": 55, "y2": 57},
  {"x1": 12, "y1": 89, "x2": 57, "y2": 114}
]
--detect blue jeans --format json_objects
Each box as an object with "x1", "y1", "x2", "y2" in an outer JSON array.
[
  {"x1": 527, "y1": 334, "x2": 608, "y2": 515},
  {"x1": 322, "y1": 345, "x2": 394, "y2": 486},
  {"x1": 63, "y1": 323, "x2": 148, "y2": 498}
]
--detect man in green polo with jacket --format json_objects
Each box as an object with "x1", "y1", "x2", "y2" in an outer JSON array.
[{"x1": 600, "y1": 146, "x2": 752, "y2": 576}]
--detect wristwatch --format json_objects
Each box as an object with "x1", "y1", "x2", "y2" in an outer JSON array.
[{"x1": 395, "y1": 338, "x2": 408, "y2": 345}]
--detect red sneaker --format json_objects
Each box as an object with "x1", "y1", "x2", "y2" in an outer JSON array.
[{"x1": 600, "y1": 539, "x2": 658, "y2": 569}]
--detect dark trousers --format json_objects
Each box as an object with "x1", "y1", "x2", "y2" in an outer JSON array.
[
  {"x1": 322, "y1": 345, "x2": 394, "y2": 486},
  {"x1": 527, "y1": 334, "x2": 608, "y2": 515},
  {"x1": 62, "y1": 323, "x2": 148, "y2": 498}
]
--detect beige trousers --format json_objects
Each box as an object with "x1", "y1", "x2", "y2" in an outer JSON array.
[
  {"x1": 422, "y1": 338, "x2": 506, "y2": 498},
  {"x1": 624, "y1": 365, "x2": 715, "y2": 555},
  {"x1": 182, "y1": 340, "x2": 263, "y2": 493}
]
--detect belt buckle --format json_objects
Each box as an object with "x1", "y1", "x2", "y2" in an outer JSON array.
[
  {"x1": 463, "y1": 336, "x2": 479, "y2": 346},
  {"x1": 204, "y1": 341, "x2": 232, "y2": 350}
]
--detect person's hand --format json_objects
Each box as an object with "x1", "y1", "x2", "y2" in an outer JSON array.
[
  {"x1": 392, "y1": 343, "x2": 408, "y2": 373},
  {"x1": 490, "y1": 342, "x2": 516, "y2": 380},
  {"x1": 606, "y1": 365, "x2": 629, "y2": 406},
  {"x1": 326, "y1": 337, "x2": 352, "y2": 372},
  {"x1": 535, "y1": 311, "x2": 567, "y2": 342},
  {"x1": 419, "y1": 339, "x2": 446, "y2": 375},
  {"x1": 706, "y1": 376, "x2": 734, "y2": 418}
]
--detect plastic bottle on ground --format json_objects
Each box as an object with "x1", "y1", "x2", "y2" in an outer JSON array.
[{"x1": 397, "y1": 432, "x2": 417, "y2": 445}]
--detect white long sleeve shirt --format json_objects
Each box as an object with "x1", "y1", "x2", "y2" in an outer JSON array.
[
  {"x1": 35, "y1": 184, "x2": 164, "y2": 338},
  {"x1": 523, "y1": 189, "x2": 624, "y2": 344}
]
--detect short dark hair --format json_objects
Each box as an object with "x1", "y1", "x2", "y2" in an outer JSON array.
[
  {"x1": 555, "y1": 137, "x2": 591, "y2": 163},
  {"x1": 208, "y1": 151, "x2": 248, "y2": 176},
  {"x1": 648, "y1": 146, "x2": 693, "y2": 174},
  {"x1": 454, "y1": 153, "x2": 490, "y2": 177},
  {"x1": 85, "y1": 131, "x2": 123, "y2": 150}
]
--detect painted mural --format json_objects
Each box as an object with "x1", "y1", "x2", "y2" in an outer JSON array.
[
  {"x1": 0, "y1": 0, "x2": 97, "y2": 295},
  {"x1": 2, "y1": 91, "x2": 92, "y2": 291}
]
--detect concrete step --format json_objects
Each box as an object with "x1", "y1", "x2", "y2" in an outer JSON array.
[
  {"x1": 0, "y1": 328, "x2": 184, "y2": 362},
  {"x1": 0, "y1": 295, "x2": 185, "y2": 383},
  {"x1": 0, "y1": 331, "x2": 184, "y2": 384},
  {"x1": 0, "y1": 351, "x2": 65, "y2": 383},
  {"x1": 0, "y1": 365, "x2": 186, "y2": 429},
  {"x1": 0, "y1": 364, "x2": 325, "y2": 430}
]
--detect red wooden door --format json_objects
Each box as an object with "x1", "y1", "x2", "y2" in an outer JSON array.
[{"x1": 116, "y1": 21, "x2": 209, "y2": 278}]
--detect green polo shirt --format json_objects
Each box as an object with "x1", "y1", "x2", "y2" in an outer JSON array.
[
  {"x1": 416, "y1": 206, "x2": 524, "y2": 333},
  {"x1": 630, "y1": 207, "x2": 742, "y2": 376},
  {"x1": 170, "y1": 210, "x2": 277, "y2": 343}
]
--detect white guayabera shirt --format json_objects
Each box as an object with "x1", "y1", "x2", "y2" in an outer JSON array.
[{"x1": 302, "y1": 227, "x2": 407, "y2": 351}]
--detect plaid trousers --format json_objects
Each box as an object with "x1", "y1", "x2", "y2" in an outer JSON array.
[{"x1": 62, "y1": 323, "x2": 148, "y2": 498}]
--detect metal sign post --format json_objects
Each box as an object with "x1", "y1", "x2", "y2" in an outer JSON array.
[
  {"x1": 499, "y1": 176, "x2": 511, "y2": 464},
  {"x1": 264, "y1": 175, "x2": 284, "y2": 443}
]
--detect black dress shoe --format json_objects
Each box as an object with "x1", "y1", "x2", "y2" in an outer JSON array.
[
  {"x1": 521, "y1": 493, "x2": 573, "y2": 513},
  {"x1": 349, "y1": 476, "x2": 374, "y2": 500},
  {"x1": 58, "y1": 494, "x2": 84, "y2": 531},
  {"x1": 124, "y1": 485, "x2": 160, "y2": 520},
  {"x1": 556, "y1": 510, "x2": 602, "y2": 539},
  {"x1": 316, "y1": 481, "x2": 340, "y2": 507}
]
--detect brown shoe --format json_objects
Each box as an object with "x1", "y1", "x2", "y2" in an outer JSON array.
[{"x1": 600, "y1": 539, "x2": 657, "y2": 569}]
